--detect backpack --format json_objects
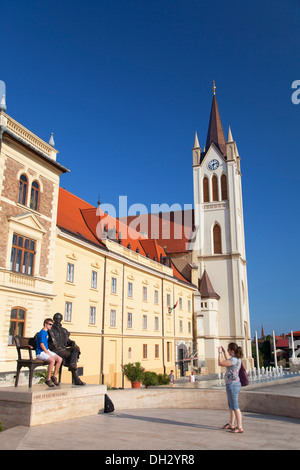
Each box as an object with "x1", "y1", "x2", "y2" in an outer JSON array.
[
  {"x1": 104, "y1": 394, "x2": 115, "y2": 413},
  {"x1": 28, "y1": 332, "x2": 38, "y2": 350},
  {"x1": 239, "y1": 362, "x2": 249, "y2": 386}
]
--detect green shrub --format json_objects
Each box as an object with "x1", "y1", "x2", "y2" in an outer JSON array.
[
  {"x1": 34, "y1": 369, "x2": 47, "y2": 384},
  {"x1": 142, "y1": 371, "x2": 158, "y2": 387},
  {"x1": 157, "y1": 373, "x2": 170, "y2": 385}
]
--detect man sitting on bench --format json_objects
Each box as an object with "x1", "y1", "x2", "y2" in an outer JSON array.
[{"x1": 36, "y1": 318, "x2": 63, "y2": 387}]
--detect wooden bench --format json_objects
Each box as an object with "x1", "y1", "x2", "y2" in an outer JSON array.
[{"x1": 14, "y1": 335, "x2": 62, "y2": 388}]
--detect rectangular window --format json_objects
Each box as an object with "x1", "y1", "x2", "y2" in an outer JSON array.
[
  {"x1": 110, "y1": 309, "x2": 116, "y2": 327},
  {"x1": 10, "y1": 233, "x2": 36, "y2": 276},
  {"x1": 127, "y1": 312, "x2": 132, "y2": 328},
  {"x1": 155, "y1": 344, "x2": 159, "y2": 359},
  {"x1": 167, "y1": 294, "x2": 171, "y2": 307},
  {"x1": 143, "y1": 286, "x2": 147, "y2": 301},
  {"x1": 65, "y1": 302, "x2": 72, "y2": 322},
  {"x1": 91, "y1": 271, "x2": 98, "y2": 289},
  {"x1": 90, "y1": 306, "x2": 96, "y2": 325},
  {"x1": 188, "y1": 321, "x2": 191, "y2": 334},
  {"x1": 143, "y1": 344, "x2": 147, "y2": 359},
  {"x1": 180, "y1": 320, "x2": 183, "y2": 332},
  {"x1": 111, "y1": 277, "x2": 117, "y2": 294},
  {"x1": 128, "y1": 282, "x2": 133, "y2": 297},
  {"x1": 179, "y1": 297, "x2": 183, "y2": 310},
  {"x1": 67, "y1": 263, "x2": 74, "y2": 283},
  {"x1": 167, "y1": 342, "x2": 171, "y2": 362},
  {"x1": 143, "y1": 315, "x2": 147, "y2": 330},
  {"x1": 154, "y1": 289, "x2": 159, "y2": 304},
  {"x1": 188, "y1": 300, "x2": 191, "y2": 312},
  {"x1": 154, "y1": 316, "x2": 159, "y2": 331}
]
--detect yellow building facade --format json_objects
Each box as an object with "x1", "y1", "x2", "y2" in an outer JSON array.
[
  {"x1": 53, "y1": 223, "x2": 196, "y2": 387},
  {"x1": 0, "y1": 102, "x2": 196, "y2": 387}
]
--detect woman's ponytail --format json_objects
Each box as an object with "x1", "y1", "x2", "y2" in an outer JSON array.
[{"x1": 228, "y1": 342, "x2": 244, "y2": 359}]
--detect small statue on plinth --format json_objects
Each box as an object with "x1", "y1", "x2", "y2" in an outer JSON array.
[{"x1": 49, "y1": 313, "x2": 86, "y2": 386}]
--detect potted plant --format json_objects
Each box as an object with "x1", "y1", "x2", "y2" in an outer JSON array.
[
  {"x1": 142, "y1": 371, "x2": 158, "y2": 388},
  {"x1": 122, "y1": 362, "x2": 145, "y2": 388}
]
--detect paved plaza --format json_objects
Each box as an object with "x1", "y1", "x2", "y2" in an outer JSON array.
[{"x1": 0, "y1": 381, "x2": 300, "y2": 451}]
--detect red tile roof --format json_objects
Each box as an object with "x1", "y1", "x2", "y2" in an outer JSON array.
[
  {"x1": 286, "y1": 331, "x2": 300, "y2": 337},
  {"x1": 57, "y1": 188, "x2": 104, "y2": 247},
  {"x1": 122, "y1": 210, "x2": 194, "y2": 254},
  {"x1": 57, "y1": 188, "x2": 192, "y2": 285},
  {"x1": 276, "y1": 338, "x2": 289, "y2": 349}
]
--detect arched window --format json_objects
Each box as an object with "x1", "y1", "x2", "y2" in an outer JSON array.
[
  {"x1": 213, "y1": 224, "x2": 222, "y2": 254},
  {"x1": 221, "y1": 174, "x2": 228, "y2": 200},
  {"x1": 203, "y1": 177, "x2": 209, "y2": 202},
  {"x1": 212, "y1": 175, "x2": 218, "y2": 201},
  {"x1": 8, "y1": 307, "x2": 26, "y2": 345},
  {"x1": 18, "y1": 174, "x2": 28, "y2": 206},
  {"x1": 30, "y1": 180, "x2": 40, "y2": 211}
]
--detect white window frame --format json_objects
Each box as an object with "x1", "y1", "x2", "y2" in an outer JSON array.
[
  {"x1": 90, "y1": 306, "x2": 96, "y2": 325},
  {"x1": 111, "y1": 277, "x2": 117, "y2": 294},
  {"x1": 65, "y1": 301, "x2": 72, "y2": 322},
  {"x1": 110, "y1": 309, "x2": 116, "y2": 327},
  {"x1": 91, "y1": 270, "x2": 98, "y2": 289}
]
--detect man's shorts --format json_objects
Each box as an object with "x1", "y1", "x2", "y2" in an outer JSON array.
[{"x1": 36, "y1": 350, "x2": 57, "y2": 361}]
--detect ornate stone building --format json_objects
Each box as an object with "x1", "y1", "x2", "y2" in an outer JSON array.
[{"x1": 0, "y1": 98, "x2": 69, "y2": 373}]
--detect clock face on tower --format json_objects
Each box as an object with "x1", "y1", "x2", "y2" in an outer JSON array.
[{"x1": 208, "y1": 159, "x2": 219, "y2": 170}]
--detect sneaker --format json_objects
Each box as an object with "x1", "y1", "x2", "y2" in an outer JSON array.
[
  {"x1": 51, "y1": 376, "x2": 59, "y2": 386},
  {"x1": 45, "y1": 379, "x2": 54, "y2": 388}
]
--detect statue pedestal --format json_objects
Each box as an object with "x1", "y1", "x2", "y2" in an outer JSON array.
[{"x1": 0, "y1": 383, "x2": 107, "y2": 430}]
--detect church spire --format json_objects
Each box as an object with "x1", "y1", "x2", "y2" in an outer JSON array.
[{"x1": 205, "y1": 81, "x2": 226, "y2": 157}]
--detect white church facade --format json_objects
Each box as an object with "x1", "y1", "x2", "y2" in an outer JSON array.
[
  {"x1": 191, "y1": 83, "x2": 252, "y2": 372},
  {"x1": 125, "y1": 83, "x2": 253, "y2": 373}
]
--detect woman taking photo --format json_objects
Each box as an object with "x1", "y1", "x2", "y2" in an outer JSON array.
[{"x1": 218, "y1": 342, "x2": 243, "y2": 433}]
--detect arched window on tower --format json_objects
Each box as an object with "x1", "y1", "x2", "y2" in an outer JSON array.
[
  {"x1": 203, "y1": 177, "x2": 209, "y2": 202},
  {"x1": 30, "y1": 180, "x2": 40, "y2": 211},
  {"x1": 18, "y1": 174, "x2": 28, "y2": 206},
  {"x1": 213, "y1": 224, "x2": 222, "y2": 254},
  {"x1": 221, "y1": 174, "x2": 228, "y2": 200},
  {"x1": 212, "y1": 175, "x2": 218, "y2": 201}
]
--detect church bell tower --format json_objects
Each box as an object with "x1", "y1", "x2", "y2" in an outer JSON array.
[{"x1": 192, "y1": 82, "x2": 252, "y2": 372}]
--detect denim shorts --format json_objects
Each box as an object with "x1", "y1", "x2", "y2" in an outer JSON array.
[{"x1": 226, "y1": 381, "x2": 241, "y2": 410}]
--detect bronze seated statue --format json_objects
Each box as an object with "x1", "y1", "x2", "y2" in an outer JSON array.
[{"x1": 48, "y1": 313, "x2": 86, "y2": 386}]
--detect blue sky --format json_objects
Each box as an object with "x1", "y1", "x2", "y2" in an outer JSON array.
[{"x1": 1, "y1": 0, "x2": 300, "y2": 337}]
